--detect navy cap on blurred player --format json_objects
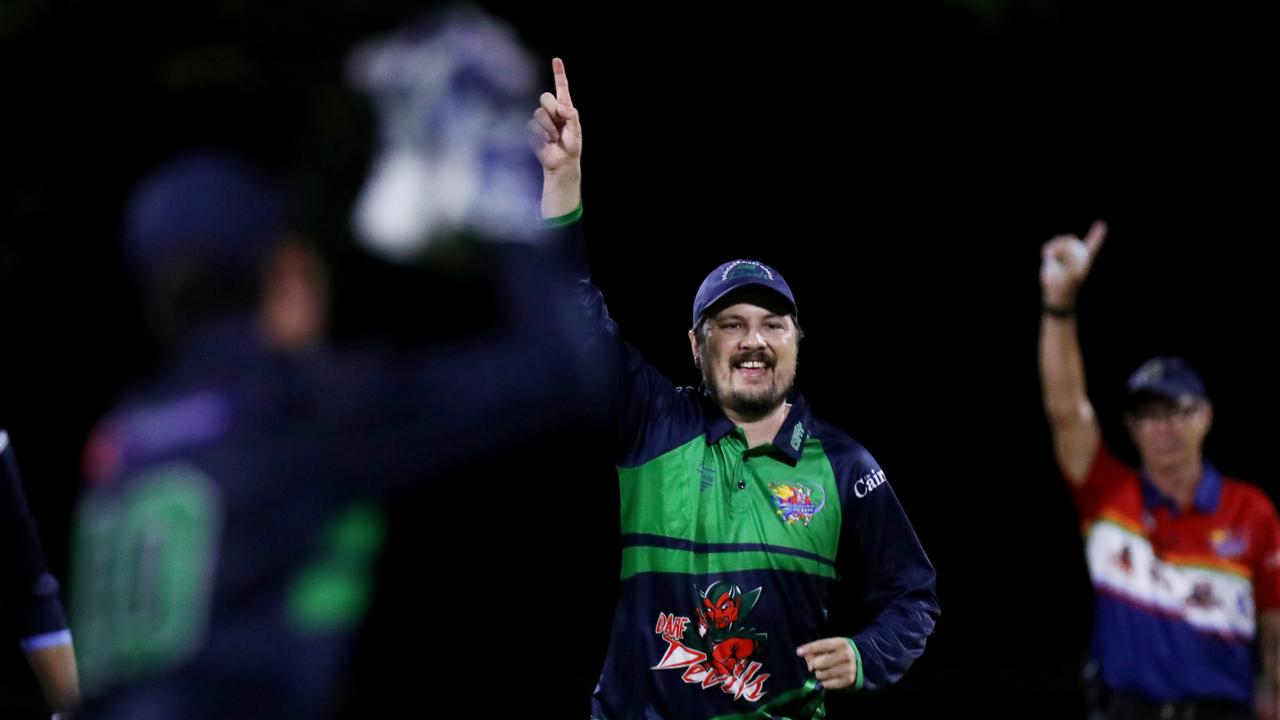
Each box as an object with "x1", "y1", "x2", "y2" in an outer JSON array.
[
  {"x1": 123, "y1": 151, "x2": 289, "y2": 280},
  {"x1": 121, "y1": 150, "x2": 321, "y2": 349}
]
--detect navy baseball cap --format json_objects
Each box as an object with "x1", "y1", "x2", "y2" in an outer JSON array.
[
  {"x1": 691, "y1": 260, "x2": 796, "y2": 328},
  {"x1": 122, "y1": 151, "x2": 289, "y2": 279},
  {"x1": 1126, "y1": 356, "x2": 1207, "y2": 406}
]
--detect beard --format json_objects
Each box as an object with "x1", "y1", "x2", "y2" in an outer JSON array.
[{"x1": 701, "y1": 354, "x2": 796, "y2": 421}]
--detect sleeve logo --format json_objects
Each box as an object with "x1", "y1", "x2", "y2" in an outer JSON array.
[{"x1": 853, "y1": 469, "x2": 888, "y2": 499}]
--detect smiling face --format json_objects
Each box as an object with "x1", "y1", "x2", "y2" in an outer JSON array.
[{"x1": 689, "y1": 288, "x2": 799, "y2": 422}]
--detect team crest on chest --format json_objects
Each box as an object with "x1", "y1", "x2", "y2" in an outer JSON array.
[{"x1": 769, "y1": 481, "x2": 826, "y2": 526}]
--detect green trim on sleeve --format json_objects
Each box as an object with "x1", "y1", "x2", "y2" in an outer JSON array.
[
  {"x1": 846, "y1": 637, "x2": 864, "y2": 692},
  {"x1": 541, "y1": 201, "x2": 583, "y2": 228}
]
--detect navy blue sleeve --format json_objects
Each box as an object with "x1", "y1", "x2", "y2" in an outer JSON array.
[
  {"x1": 86, "y1": 237, "x2": 622, "y2": 506},
  {"x1": 829, "y1": 438, "x2": 938, "y2": 691},
  {"x1": 0, "y1": 431, "x2": 71, "y2": 646},
  {"x1": 299, "y1": 240, "x2": 617, "y2": 493},
  {"x1": 547, "y1": 214, "x2": 702, "y2": 468}
]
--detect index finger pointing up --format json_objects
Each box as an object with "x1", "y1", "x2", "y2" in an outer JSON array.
[
  {"x1": 552, "y1": 57, "x2": 574, "y2": 107},
  {"x1": 1083, "y1": 219, "x2": 1108, "y2": 258}
]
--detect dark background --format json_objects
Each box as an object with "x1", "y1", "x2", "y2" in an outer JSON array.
[{"x1": 1, "y1": 0, "x2": 1276, "y2": 717}]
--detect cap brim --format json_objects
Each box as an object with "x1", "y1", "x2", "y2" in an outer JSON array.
[{"x1": 1126, "y1": 387, "x2": 1203, "y2": 410}]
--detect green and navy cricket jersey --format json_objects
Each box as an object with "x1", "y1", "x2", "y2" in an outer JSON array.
[{"x1": 552, "y1": 211, "x2": 939, "y2": 720}]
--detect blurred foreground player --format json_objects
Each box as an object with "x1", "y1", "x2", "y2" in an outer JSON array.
[{"x1": 70, "y1": 10, "x2": 605, "y2": 720}]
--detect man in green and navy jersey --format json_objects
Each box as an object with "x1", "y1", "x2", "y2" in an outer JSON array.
[{"x1": 529, "y1": 58, "x2": 939, "y2": 720}]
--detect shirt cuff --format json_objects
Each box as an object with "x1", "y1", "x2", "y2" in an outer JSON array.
[
  {"x1": 20, "y1": 629, "x2": 72, "y2": 652},
  {"x1": 541, "y1": 201, "x2": 583, "y2": 228},
  {"x1": 845, "y1": 637, "x2": 864, "y2": 692}
]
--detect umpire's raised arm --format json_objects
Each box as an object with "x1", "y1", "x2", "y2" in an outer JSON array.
[{"x1": 1038, "y1": 220, "x2": 1108, "y2": 486}]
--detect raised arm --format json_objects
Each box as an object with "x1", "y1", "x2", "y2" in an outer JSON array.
[
  {"x1": 1038, "y1": 220, "x2": 1107, "y2": 486},
  {"x1": 529, "y1": 57, "x2": 582, "y2": 219}
]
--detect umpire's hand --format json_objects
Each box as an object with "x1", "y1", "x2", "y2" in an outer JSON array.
[{"x1": 1040, "y1": 219, "x2": 1107, "y2": 309}]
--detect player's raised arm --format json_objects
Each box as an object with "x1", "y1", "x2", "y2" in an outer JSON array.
[{"x1": 529, "y1": 57, "x2": 582, "y2": 219}]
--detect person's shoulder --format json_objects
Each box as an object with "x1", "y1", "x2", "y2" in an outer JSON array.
[
  {"x1": 1221, "y1": 474, "x2": 1280, "y2": 519},
  {"x1": 803, "y1": 413, "x2": 877, "y2": 469},
  {"x1": 1090, "y1": 441, "x2": 1138, "y2": 478},
  {"x1": 83, "y1": 375, "x2": 249, "y2": 486},
  {"x1": 803, "y1": 415, "x2": 901, "y2": 513},
  {"x1": 1221, "y1": 474, "x2": 1267, "y2": 497}
]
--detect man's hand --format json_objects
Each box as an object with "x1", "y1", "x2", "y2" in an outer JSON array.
[
  {"x1": 529, "y1": 57, "x2": 582, "y2": 217},
  {"x1": 1041, "y1": 220, "x2": 1107, "y2": 309},
  {"x1": 796, "y1": 637, "x2": 858, "y2": 690},
  {"x1": 528, "y1": 57, "x2": 581, "y2": 171}
]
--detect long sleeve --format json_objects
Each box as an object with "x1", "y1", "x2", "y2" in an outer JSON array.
[
  {"x1": 545, "y1": 210, "x2": 704, "y2": 468},
  {"x1": 834, "y1": 447, "x2": 939, "y2": 691}
]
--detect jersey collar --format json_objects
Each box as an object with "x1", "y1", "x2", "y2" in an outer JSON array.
[
  {"x1": 702, "y1": 392, "x2": 812, "y2": 465},
  {"x1": 1139, "y1": 461, "x2": 1223, "y2": 515}
]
